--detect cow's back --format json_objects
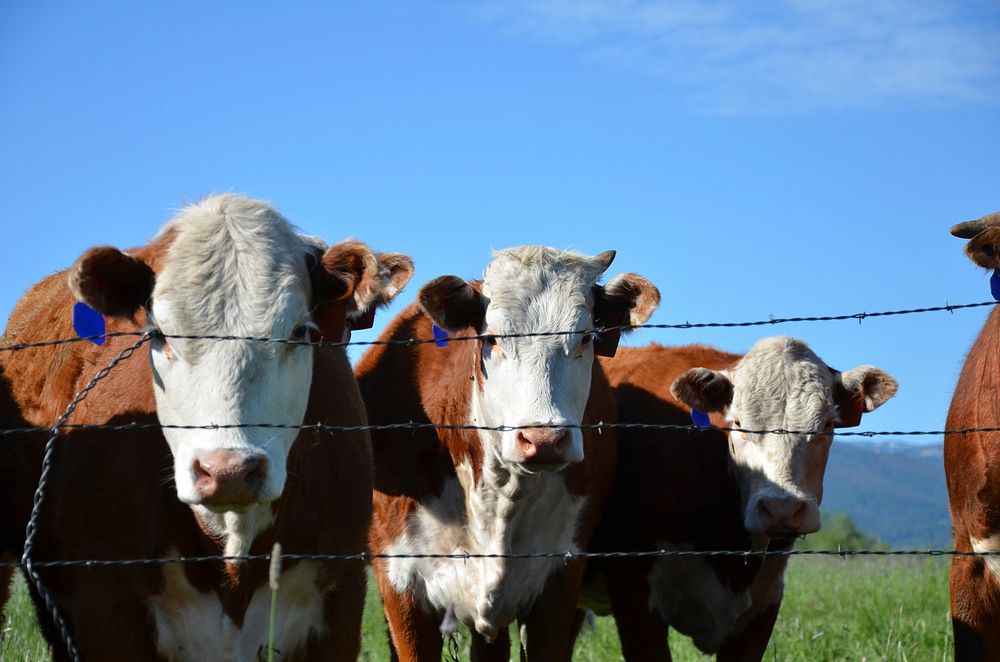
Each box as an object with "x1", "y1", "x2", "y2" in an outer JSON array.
[{"x1": 2, "y1": 269, "x2": 88, "y2": 424}]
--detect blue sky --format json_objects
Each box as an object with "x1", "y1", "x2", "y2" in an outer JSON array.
[{"x1": 1, "y1": 1, "x2": 998, "y2": 442}]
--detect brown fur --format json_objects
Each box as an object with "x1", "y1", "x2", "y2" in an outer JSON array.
[
  {"x1": 355, "y1": 303, "x2": 618, "y2": 661},
  {"x1": 946, "y1": 303, "x2": 1000, "y2": 660},
  {"x1": 0, "y1": 231, "x2": 390, "y2": 660}
]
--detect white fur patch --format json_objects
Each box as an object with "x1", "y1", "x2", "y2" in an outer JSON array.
[
  {"x1": 194, "y1": 505, "x2": 275, "y2": 558},
  {"x1": 385, "y1": 461, "x2": 585, "y2": 640},
  {"x1": 971, "y1": 534, "x2": 1000, "y2": 582},
  {"x1": 149, "y1": 549, "x2": 326, "y2": 661},
  {"x1": 646, "y1": 542, "x2": 751, "y2": 654}
]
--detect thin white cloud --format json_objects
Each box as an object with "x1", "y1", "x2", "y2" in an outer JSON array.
[{"x1": 462, "y1": 0, "x2": 1000, "y2": 113}]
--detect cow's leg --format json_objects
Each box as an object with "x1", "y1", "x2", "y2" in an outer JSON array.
[
  {"x1": 567, "y1": 608, "x2": 586, "y2": 655},
  {"x1": 951, "y1": 553, "x2": 990, "y2": 661},
  {"x1": 715, "y1": 603, "x2": 780, "y2": 662},
  {"x1": 469, "y1": 625, "x2": 510, "y2": 662},
  {"x1": 520, "y1": 562, "x2": 585, "y2": 662},
  {"x1": 309, "y1": 563, "x2": 367, "y2": 662},
  {"x1": 0, "y1": 566, "x2": 12, "y2": 632},
  {"x1": 950, "y1": 529, "x2": 1000, "y2": 662},
  {"x1": 605, "y1": 560, "x2": 671, "y2": 662},
  {"x1": 388, "y1": 621, "x2": 400, "y2": 662},
  {"x1": 377, "y1": 575, "x2": 442, "y2": 662}
]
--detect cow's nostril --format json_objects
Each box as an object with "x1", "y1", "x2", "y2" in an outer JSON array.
[
  {"x1": 192, "y1": 459, "x2": 210, "y2": 480},
  {"x1": 244, "y1": 458, "x2": 266, "y2": 493}
]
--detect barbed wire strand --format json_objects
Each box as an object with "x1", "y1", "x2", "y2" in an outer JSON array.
[
  {"x1": 2, "y1": 420, "x2": 997, "y2": 438},
  {"x1": 1, "y1": 548, "x2": 996, "y2": 571},
  {"x1": 19, "y1": 333, "x2": 151, "y2": 662},
  {"x1": 0, "y1": 300, "x2": 994, "y2": 353}
]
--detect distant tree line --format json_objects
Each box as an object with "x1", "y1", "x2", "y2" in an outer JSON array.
[{"x1": 796, "y1": 511, "x2": 892, "y2": 552}]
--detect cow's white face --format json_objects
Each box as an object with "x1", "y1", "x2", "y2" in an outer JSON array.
[
  {"x1": 476, "y1": 252, "x2": 605, "y2": 468},
  {"x1": 68, "y1": 195, "x2": 413, "y2": 518},
  {"x1": 144, "y1": 198, "x2": 319, "y2": 510},
  {"x1": 420, "y1": 246, "x2": 660, "y2": 472},
  {"x1": 672, "y1": 337, "x2": 897, "y2": 539}
]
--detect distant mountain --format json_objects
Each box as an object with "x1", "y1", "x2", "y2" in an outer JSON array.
[{"x1": 820, "y1": 440, "x2": 951, "y2": 549}]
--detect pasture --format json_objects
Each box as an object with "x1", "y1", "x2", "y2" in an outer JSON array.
[{"x1": 2, "y1": 557, "x2": 952, "y2": 661}]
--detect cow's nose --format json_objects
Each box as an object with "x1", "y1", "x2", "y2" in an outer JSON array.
[
  {"x1": 517, "y1": 427, "x2": 572, "y2": 464},
  {"x1": 757, "y1": 498, "x2": 817, "y2": 536},
  {"x1": 192, "y1": 451, "x2": 267, "y2": 506}
]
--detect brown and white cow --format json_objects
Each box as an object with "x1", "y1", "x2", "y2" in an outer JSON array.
[
  {"x1": 581, "y1": 338, "x2": 897, "y2": 660},
  {"x1": 0, "y1": 195, "x2": 412, "y2": 661},
  {"x1": 946, "y1": 211, "x2": 1000, "y2": 660},
  {"x1": 355, "y1": 246, "x2": 659, "y2": 661}
]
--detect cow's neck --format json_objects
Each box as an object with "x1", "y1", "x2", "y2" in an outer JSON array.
[
  {"x1": 460, "y1": 389, "x2": 575, "y2": 553},
  {"x1": 462, "y1": 442, "x2": 559, "y2": 548},
  {"x1": 193, "y1": 504, "x2": 275, "y2": 558}
]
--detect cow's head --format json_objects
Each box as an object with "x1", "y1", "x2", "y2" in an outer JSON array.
[
  {"x1": 671, "y1": 337, "x2": 897, "y2": 539},
  {"x1": 419, "y1": 246, "x2": 659, "y2": 471},
  {"x1": 950, "y1": 211, "x2": 1000, "y2": 269},
  {"x1": 69, "y1": 195, "x2": 412, "y2": 514}
]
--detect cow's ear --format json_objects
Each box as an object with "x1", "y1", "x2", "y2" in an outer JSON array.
[
  {"x1": 833, "y1": 365, "x2": 898, "y2": 427},
  {"x1": 418, "y1": 276, "x2": 486, "y2": 333},
  {"x1": 68, "y1": 247, "x2": 155, "y2": 319},
  {"x1": 313, "y1": 239, "x2": 378, "y2": 306},
  {"x1": 965, "y1": 228, "x2": 1000, "y2": 270},
  {"x1": 592, "y1": 273, "x2": 661, "y2": 357},
  {"x1": 344, "y1": 252, "x2": 415, "y2": 331},
  {"x1": 309, "y1": 241, "x2": 415, "y2": 337},
  {"x1": 373, "y1": 252, "x2": 414, "y2": 308},
  {"x1": 671, "y1": 368, "x2": 734, "y2": 413}
]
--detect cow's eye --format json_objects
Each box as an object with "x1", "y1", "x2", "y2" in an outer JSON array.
[
  {"x1": 149, "y1": 329, "x2": 174, "y2": 361},
  {"x1": 484, "y1": 335, "x2": 498, "y2": 348},
  {"x1": 580, "y1": 333, "x2": 592, "y2": 346},
  {"x1": 291, "y1": 325, "x2": 309, "y2": 341}
]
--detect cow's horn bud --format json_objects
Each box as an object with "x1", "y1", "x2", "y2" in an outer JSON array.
[{"x1": 950, "y1": 211, "x2": 1000, "y2": 239}]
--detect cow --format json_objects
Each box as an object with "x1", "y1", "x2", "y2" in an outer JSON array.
[
  {"x1": 579, "y1": 338, "x2": 897, "y2": 660},
  {"x1": 0, "y1": 194, "x2": 413, "y2": 661},
  {"x1": 354, "y1": 246, "x2": 660, "y2": 661},
  {"x1": 946, "y1": 210, "x2": 1000, "y2": 661}
]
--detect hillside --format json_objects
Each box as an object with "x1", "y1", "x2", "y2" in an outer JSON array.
[{"x1": 821, "y1": 441, "x2": 951, "y2": 548}]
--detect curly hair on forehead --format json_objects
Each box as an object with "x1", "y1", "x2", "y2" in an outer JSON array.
[
  {"x1": 732, "y1": 337, "x2": 833, "y2": 431},
  {"x1": 481, "y1": 246, "x2": 610, "y2": 339},
  {"x1": 152, "y1": 195, "x2": 309, "y2": 360},
  {"x1": 486, "y1": 245, "x2": 611, "y2": 283}
]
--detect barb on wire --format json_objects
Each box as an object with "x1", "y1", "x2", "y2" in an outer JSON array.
[
  {"x1": 19, "y1": 332, "x2": 151, "y2": 662},
  {"x1": 1, "y1": 420, "x2": 996, "y2": 438},
  {"x1": 1, "y1": 300, "x2": 994, "y2": 353},
  {"x1": 0, "y1": 547, "x2": 992, "y2": 571}
]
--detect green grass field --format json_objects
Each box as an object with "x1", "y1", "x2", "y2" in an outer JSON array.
[{"x1": 2, "y1": 557, "x2": 952, "y2": 661}]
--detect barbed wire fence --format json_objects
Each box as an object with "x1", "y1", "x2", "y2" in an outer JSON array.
[{"x1": 4, "y1": 297, "x2": 999, "y2": 660}]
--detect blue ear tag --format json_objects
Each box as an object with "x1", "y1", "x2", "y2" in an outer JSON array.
[
  {"x1": 690, "y1": 409, "x2": 712, "y2": 431},
  {"x1": 72, "y1": 302, "x2": 106, "y2": 345},
  {"x1": 991, "y1": 270, "x2": 1000, "y2": 301},
  {"x1": 432, "y1": 324, "x2": 449, "y2": 347}
]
